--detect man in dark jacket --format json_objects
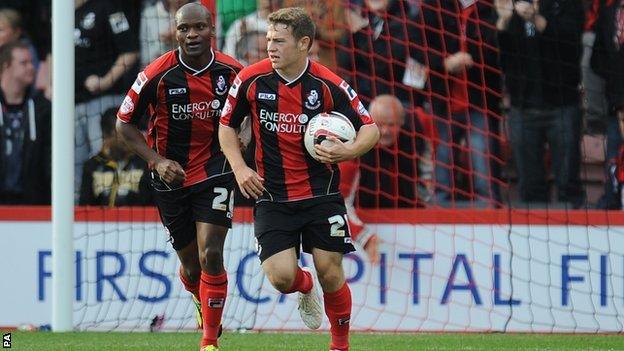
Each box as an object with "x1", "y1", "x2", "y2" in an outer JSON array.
[
  {"x1": 419, "y1": 0, "x2": 503, "y2": 207},
  {"x1": 74, "y1": 0, "x2": 139, "y2": 199},
  {"x1": 497, "y1": 0, "x2": 585, "y2": 207},
  {"x1": 338, "y1": 0, "x2": 423, "y2": 105},
  {"x1": 591, "y1": 0, "x2": 624, "y2": 209},
  {"x1": 0, "y1": 41, "x2": 50, "y2": 205}
]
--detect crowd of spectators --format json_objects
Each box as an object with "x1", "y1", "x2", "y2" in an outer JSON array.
[{"x1": 0, "y1": 0, "x2": 622, "y2": 210}]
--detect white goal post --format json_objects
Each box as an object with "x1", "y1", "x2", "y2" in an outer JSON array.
[{"x1": 51, "y1": 0, "x2": 75, "y2": 332}]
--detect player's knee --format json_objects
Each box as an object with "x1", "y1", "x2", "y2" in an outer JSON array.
[
  {"x1": 199, "y1": 246, "x2": 224, "y2": 271},
  {"x1": 316, "y1": 267, "x2": 344, "y2": 291},
  {"x1": 266, "y1": 271, "x2": 295, "y2": 293}
]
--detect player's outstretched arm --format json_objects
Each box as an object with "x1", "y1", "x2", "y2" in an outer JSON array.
[
  {"x1": 314, "y1": 124, "x2": 380, "y2": 164},
  {"x1": 116, "y1": 119, "x2": 185, "y2": 184},
  {"x1": 219, "y1": 124, "x2": 265, "y2": 199}
]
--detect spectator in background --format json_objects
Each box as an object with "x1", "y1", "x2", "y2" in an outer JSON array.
[
  {"x1": 0, "y1": 0, "x2": 50, "y2": 44},
  {"x1": 497, "y1": 0, "x2": 585, "y2": 207},
  {"x1": 357, "y1": 94, "x2": 419, "y2": 207},
  {"x1": 591, "y1": 0, "x2": 624, "y2": 209},
  {"x1": 140, "y1": 0, "x2": 191, "y2": 67},
  {"x1": 582, "y1": 0, "x2": 609, "y2": 132},
  {"x1": 339, "y1": 94, "x2": 414, "y2": 264},
  {"x1": 221, "y1": 0, "x2": 282, "y2": 58},
  {"x1": 0, "y1": 9, "x2": 24, "y2": 46},
  {"x1": 0, "y1": 41, "x2": 50, "y2": 205},
  {"x1": 234, "y1": 29, "x2": 267, "y2": 65},
  {"x1": 3, "y1": 0, "x2": 53, "y2": 62},
  {"x1": 79, "y1": 108, "x2": 151, "y2": 207},
  {"x1": 0, "y1": 8, "x2": 39, "y2": 70},
  {"x1": 0, "y1": 1, "x2": 32, "y2": 26},
  {"x1": 74, "y1": 0, "x2": 139, "y2": 199},
  {"x1": 419, "y1": 0, "x2": 502, "y2": 207},
  {"x1": 29, "y1": 1, "x2": 52, "y2": 100},
  {"x1": 338, "y1": 0, "x2": 423, "y2": 105}
]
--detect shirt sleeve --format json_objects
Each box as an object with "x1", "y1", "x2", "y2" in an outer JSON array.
[
  {"x1": 117, "y1": 69, "x2": 158, "y2": 125},
  {"x1": 220, "y1": 74, "x2": 251, "y2": 129},
  {"x1": 330, "y1": 80, "x2": 374, "y2": 131}
]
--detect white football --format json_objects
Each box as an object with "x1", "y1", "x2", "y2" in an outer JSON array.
[{"x1": 304, "y1": 111, "x2": 356, "y2": 159}]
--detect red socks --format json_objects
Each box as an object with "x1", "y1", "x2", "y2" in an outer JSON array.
[
  {"x1": 199, "y1": 271, "x2": 228, "y2": 348},
  {"x1": 323, "y1": 283, "x2": 352, "y2": 351},
  {"x1": 285, "y1": 267, "x2": 313, "y2": 294},
  {"x1": 178, "y1": 266, "x2": 200, "y2": 301}
]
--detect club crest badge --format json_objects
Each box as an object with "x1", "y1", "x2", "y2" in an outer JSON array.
[
  {"x1": 304, "y1": 89, "x2": 321, "y2": 110},
  {"x1": 215, "y1": 75, "x2": 228, "y2": 95}
]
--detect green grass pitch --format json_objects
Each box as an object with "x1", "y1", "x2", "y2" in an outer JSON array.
[{"x1": 5, "y1": 331, "x2": 624, "y2": 350}]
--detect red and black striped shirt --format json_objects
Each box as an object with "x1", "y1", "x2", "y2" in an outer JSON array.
[
  {"x1": 220, "y1": 58, "x2": 374, "y2": 202},
  {"x1": 117, "y1": 48, "x2": 242, "y2": 188}
]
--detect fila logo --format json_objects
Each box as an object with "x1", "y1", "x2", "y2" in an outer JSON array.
[
  {"x1": 258, "y1": 92, "x2": 276, "y2": 100},
  {"x1": 208, "y1": 298, "x2": 225, "y2": 308},
  {"x1": 169, "y1": 87, "x2": 187, "y2": 95}
]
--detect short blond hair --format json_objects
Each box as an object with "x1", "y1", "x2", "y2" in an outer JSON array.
[
  {"x1": 268, "y1": 7, "x2": 315, "y2": 49},
  {"x1": 0, "y1": 8, "x2": 21, "y2": 30}
]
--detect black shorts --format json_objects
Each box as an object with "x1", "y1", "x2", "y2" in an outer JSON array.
[
  {"x1": 152, "y1": 174, "x2": 234, "y2": 250},
  {"x1": 253, "y1": 195, "x2": 356, "y2": 262}
]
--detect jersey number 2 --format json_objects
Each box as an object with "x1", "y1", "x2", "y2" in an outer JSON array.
[
  {"x1": 328, "y1": 214, "x2": 347, "y2": 237},
  {"x1": 212, "y1": 187, "x2": 232, "y2": 212}
]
